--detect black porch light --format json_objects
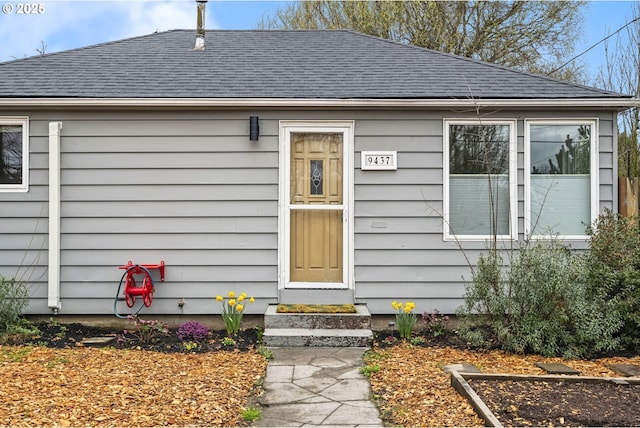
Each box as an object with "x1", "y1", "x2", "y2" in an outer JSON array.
[{"x1": 249, "y1": 116, "x2": 260, "y2": 141}]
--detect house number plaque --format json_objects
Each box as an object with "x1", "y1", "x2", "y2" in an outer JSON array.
[{"x1": 361, "y1": 151, "x2": 397, "y2": 170}]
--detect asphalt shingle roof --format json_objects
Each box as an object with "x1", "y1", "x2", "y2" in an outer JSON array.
[{"x1": 0, "y1": 29, "x2": 627, "y2": 100}]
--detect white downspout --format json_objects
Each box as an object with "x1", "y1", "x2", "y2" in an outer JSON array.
[{"x1": 48, "y1": 122, "x2": 62, "y2": 313}]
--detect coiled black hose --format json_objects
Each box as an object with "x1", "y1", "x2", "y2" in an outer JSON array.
[{"x1": 113, "y1": 264, "x2": 154, "y2": 319}]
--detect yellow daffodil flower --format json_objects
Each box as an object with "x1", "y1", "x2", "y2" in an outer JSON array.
[{"x1": 219, "y1": 290, "x2": 253, "y2": 336}]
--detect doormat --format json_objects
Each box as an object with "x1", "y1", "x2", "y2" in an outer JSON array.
[{"x1": 276, "y1": 304, "x2": 357, "y2": 314}]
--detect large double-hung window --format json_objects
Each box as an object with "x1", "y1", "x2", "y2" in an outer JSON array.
[
  {"x1": 0, "y1": 117, "x2": 28, "y2": 192},
  {"x1": 444, "y1": 120, "x2": 517, "y2": 240},
  {"x1": 525, "y1": 120, "x2": 597, "y2": 238}
]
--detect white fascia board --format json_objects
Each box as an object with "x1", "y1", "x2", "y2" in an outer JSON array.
[{"x1": 0, "y1": 97, "x2": 637, "y2": 109}]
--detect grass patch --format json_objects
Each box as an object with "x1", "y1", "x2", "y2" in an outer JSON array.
[
  {"x1": 275, "y1": 304, "x2": 357, "y2": 314},
  {"x1": 1, "y1": 347, "x2": 33, "y2": 362},
  {"x1": 360, "y1": 363, "x2": 381, "y2": 377},
  {"x1": 241, "y1": 406, "x2": 261, "y2": 422}
]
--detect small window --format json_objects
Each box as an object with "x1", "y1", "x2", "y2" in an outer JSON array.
[
  {"x1": 310, "y1": 160, "x2": 324, "y2": 195},
  {"x1": 444, "y1": 120, "x2": 516, "y2": 240},
  {"x1": 526, "y1": 120, "x2": 597, "y2": 238},
  {"x1": 0, "y1": 117, "x2": 28, "y2": 192}
]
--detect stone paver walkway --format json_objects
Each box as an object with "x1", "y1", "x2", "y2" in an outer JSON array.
[{"x1": 255, "y1": 347, "x2": 383, "y2": 427}]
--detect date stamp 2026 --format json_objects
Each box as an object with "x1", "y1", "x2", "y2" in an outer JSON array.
[{"x1": 2, "y1": 3, "x2": 46, "y2": 14}]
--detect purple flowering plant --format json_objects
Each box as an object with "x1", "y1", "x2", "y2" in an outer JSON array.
[{"x1": 176, "y1": 320, "x2": 210, "y2": 342}]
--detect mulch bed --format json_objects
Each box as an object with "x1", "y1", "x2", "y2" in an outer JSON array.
[
  {"x1": 24, "y1": 321, "x2": 259, "y2": 353},
  {"x1": 1, "y1": 321, "x2": 267, "y2": 427}
]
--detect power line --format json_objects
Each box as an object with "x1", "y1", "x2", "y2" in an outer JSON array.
[{"x1": 549, "y1": 15, "x2": 640, "y2": 75}]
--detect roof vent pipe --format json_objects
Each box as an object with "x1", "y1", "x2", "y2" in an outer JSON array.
[{"x1": 194, "y1": 0, "x2": 207, "y2": 50}]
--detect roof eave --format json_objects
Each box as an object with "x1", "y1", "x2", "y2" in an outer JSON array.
[{"x1": 0, "y1": 97, "x2": 636, "y2": 109}]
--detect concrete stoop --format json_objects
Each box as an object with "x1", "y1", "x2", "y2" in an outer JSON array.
[{"x1": 263, "y1": 304, "x2": 374, "y2": 347}]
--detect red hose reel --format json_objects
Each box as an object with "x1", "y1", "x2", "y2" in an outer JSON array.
[{"x1": 118, "y1": 261, "x2": 165, "y2": 308}]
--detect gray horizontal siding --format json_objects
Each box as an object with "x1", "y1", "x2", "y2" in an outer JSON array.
[
  {"x1": 63, "y1": 136, "x2": 276, "y2": 153},
  {"x1": 355, "y1": 265, "x2": 472, "y2": 283},
  {"x1": 356, "y1": 184, "x2": 441, "y2": 200},
  {"x1": 58, "y1": 282, "x2": 278, "y2": 299},
  {"x1": 62, "y1": 217, "x2": 276, "y2": 233},
  {"x1": 62, "y1": 169, "x2": 277, "y2": 185},
  {"x1": 61, "y1": 235, "x2": 276, "y2": 250},
  {"x1": 62, "y1": 185, "x2": 276, "y2": 201},
  {"x1": 1, "y1": 110, "x2": 282, "y2": 315},
  {"x1": 63, "y1": 152, "x2": 279, "y2": 169},
  {"x1": 59, "y1": 265, "x2": 277, "y2": 282},
  {"x1": 354, "y1": 115, "x2": 459, "y2": 313},
  {"x1": 60, "y1": 201, "x2": 277, "y2": 217},
  {"x1": 0, "y1": 108, "x2": 619, "y2": 316},
  {"x1": 353, "y1": 110, "x2": 617, "y2": 314},
  {"x1": 357, "y1": 282, "x2": 468, "y2": 298},
  {"x1": 354, "y1": 215, "x2": 442, "y2": 232},
  {"x1": 0, "y1": 115, "x2": 49, "y2": 310},
  {"x1": 355, "y1": 249, "x2": 479, "y2": 266},
  {"x1": 60, "y1": 250, "x2": 276, "y2": 265}
]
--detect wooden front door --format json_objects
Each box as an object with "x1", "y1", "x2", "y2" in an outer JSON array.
[{"x1": 281, "y1": 124, "x2": 350, "y2": 289}]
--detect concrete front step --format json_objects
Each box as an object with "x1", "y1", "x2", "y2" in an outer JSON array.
[
  {"x1": 263, "y1": 328, "x2": 373, "y2": 347},
  {"x1": 263, "y1": 304, "x2": 373, "y2": 347},
  {"x1": 264, "y1": 304, "x2": 372, "y2": 330}
]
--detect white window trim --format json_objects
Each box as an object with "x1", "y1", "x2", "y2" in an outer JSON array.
[
  {"x1": 443, "y1": 119, "x2": 518, "y2": 241},
  {"x1": 524, "y1": 119, "x2": 599, "y2": 240},
  {"x1": 0, "y1": 116, "x2": 29, "y2": 192}
]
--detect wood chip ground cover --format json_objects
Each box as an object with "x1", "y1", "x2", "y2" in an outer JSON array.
[
  {"x1": 367, "y1": 343, "x2": 640, "y2": 427},
  {"x1": 0, "y1": 346, "x2": 267, "y2": 427},
  {"x1": 3, "y1": 325, "x2": 640, "y2": 427}
]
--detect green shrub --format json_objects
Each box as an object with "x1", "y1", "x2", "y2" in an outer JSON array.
[
  {"x1": 0, "y1": 276, "x2": 29, "y2": 333},
  {"x1": 458, "y1": 237, "x2": 621, "y2": 358},
  {"x1": 585, "y1": 210, "x2": 640, "y2": 352}
]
